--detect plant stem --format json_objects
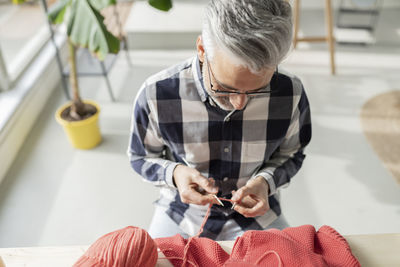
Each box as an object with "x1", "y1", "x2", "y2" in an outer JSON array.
[
  {"x1": 68, "y1": 37, "x2": 80, "y2": 103},
  {"x1": 67, "y1": 37, "x2": 84, "y2": 118}
]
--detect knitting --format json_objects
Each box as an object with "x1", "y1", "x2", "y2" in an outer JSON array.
[
  {"x1": 74, "y1": 199, "x2": 360, "y2": 267},
  {"x1": 73, "y1": 202, "x2": 216, "y2": 267}
]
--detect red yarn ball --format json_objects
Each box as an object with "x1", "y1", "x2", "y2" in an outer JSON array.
[{"x1": 74, "y1": 226, "x2": 158, "y2": 267}]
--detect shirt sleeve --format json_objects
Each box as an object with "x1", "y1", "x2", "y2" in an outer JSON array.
[
  {"x1": 127, "y1": 83, "x2": 179, "y2": 188},
  {"x1": 252, "y1": 81, "x2": 312, "y2": 196}
]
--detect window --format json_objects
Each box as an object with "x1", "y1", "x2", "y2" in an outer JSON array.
[{"x1": 0, "y1": 0, "x2": 52, "y2": 91}]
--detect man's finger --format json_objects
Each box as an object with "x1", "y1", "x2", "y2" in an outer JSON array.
[
  {"x1": 192, "y1": 175, "x2": 218, "y2": 194},
  {"x1": 231, "y1": 186, "x2": 252, "y2": 202},
  {"x1": 234, "y1": 200, "x2": 268, "y2": 217},
  {"x1": 180, "y1": 188, "x2": 216, "y2": 205},
  {"x1": 238, "y1": 195, "x2": 258, "y2": 208},
  {"x1": 209, "y1": 177, "x2": 216, "y2": 188}
]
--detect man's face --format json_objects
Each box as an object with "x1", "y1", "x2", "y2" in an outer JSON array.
[{"x1": 201, "y1": 49, "x2": 276, "y2": 111}]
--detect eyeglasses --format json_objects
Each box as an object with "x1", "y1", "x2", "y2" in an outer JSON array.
[{"x1": 204, "y1": 55, "x2": 277, "y2": 96}]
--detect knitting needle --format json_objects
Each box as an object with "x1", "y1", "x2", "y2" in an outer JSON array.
[
  {"x1": 212, "y1": 194, "x2": 225, "y2": 207},
  {"x1": 180, "y1": 157, "x2": 223, "y2": 206},
  {"x1": 218, "y1": 197, "x2": 236, "y2": 210},
  {"x1": 215, "y1": 197, "x2": 236, "y2": 209}
]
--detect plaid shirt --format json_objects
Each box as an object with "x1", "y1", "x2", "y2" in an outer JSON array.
[{"x1": 128, "y1": 56, "x2": 311, "y2": 239}]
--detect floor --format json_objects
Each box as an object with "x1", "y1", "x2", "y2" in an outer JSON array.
[{"x1": 0, "y1": 6, "x2": 400, "y2": 248}]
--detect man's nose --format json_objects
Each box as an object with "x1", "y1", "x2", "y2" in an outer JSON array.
[{"x1": 229, "y1": 94, "x2": 248, "y2": 110}]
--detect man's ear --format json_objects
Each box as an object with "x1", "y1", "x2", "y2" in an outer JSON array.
[{"x1": 196, "y1": 35, "x2": 205, "y2": 63}]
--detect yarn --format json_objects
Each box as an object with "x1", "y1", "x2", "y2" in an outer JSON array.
[
  {"x1": 158, "y1": 203, "x2": 213, "y2": 266},
  {"x1": 73, "y1": 226, "x2": 158, "y2": 267},
  {"x1": 73, "y1": 196, "x2": 360, "y2": 267},
  {"x1": 182, "y1": 203, "x2": 212, "y2": 265},
  {"x1": 73, "y1": 199, "x2": 220, "y2": 267},
  {"x1": 158, "y1": 200, "x2": 282, "y2": 267}
]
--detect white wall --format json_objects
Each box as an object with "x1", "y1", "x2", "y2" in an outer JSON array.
[{"x1": 294, "y1": 0, "x2": 400, "y2": 9}]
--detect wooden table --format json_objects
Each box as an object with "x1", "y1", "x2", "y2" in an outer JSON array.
[{"x1": 1, "y1": 234, "x2": 399, "y2": 267}]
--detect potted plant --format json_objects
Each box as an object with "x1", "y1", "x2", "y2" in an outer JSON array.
[
  {"x1": 47, "y1": 0, "x2": 121, "y2": 149},
  {"x1": 48, "y1": 0, "x2": 172, "y2": 149},
  {"x1": 15, "y1": 0, "x2": 171, "y2": 149}
]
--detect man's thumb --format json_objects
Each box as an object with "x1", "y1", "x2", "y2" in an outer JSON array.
[
  {"x1": 231, "y1": 186, "x2": 250, "y2": 201},
  {"x1": 194, "y1": 175, "x2": 218, "y2": 194}
]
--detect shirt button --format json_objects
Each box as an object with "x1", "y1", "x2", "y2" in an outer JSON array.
[
  {"x1": 223, "y1": 177, "x2": 229, "y2": 182},
  {"x1": 224, "y1": 147, "x2": 230, "y2": 153}
]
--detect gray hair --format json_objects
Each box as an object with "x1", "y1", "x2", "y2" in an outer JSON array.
[{"x1": 202, "y1": 0, "x2": 293, "y2": 72}]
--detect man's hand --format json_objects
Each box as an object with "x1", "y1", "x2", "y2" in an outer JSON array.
[
  {"x1": 173, "y1": 164, "x2": 219, "y2": 206},
  {"x1": 231, "y1": 176, "x2": 270, "y2": 217}
]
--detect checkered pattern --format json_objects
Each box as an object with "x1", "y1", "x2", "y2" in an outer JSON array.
[{"x1": 128, "y1": 56, "x2": 311, "y2": 239}]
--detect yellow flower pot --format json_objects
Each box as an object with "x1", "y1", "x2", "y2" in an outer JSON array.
[
  {"x1": 12, "y1": 0, "x2": 26, "y2": 4},
  {"x1": 55, "y1": 100, "x2": 101, "y2": 149}
]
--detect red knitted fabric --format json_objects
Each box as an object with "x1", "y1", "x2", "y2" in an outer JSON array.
[
  {"x1": 156, "y1": 234, "x2": 230, "y2": 266},
  {"x1": 155, "y1": 225, "x2": 360, "y2": 267}
]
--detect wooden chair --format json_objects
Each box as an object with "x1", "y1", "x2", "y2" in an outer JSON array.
[{"x1": 292, "y1": 0, "x2": 336, "y2": 75}]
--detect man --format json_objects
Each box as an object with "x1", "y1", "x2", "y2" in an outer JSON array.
[{"x1": 128, "y1": 0, "x2": 311, "y2": 240}]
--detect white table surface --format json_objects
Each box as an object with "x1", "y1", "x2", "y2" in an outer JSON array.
[{"x1": 1, "y1": 234, "x2": 399, "y2": 267}]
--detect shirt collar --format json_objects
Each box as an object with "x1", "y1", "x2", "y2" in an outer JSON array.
[{"x1": 192, "y1": 56, "x2": 208, "y2": 103}]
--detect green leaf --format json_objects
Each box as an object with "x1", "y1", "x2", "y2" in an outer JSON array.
[
  {"x1": 88, "y1": 0, "x2": 117, "y2": 11},
  {"x1": 148, "y1": 0, "x2": 172, "y2": 11},
  {"x1": 67, "y1": 0, "x2": 120, "y2": 60},
  {"x1": 48, "y1": 0, "x2": 71, "y2": 24}
]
